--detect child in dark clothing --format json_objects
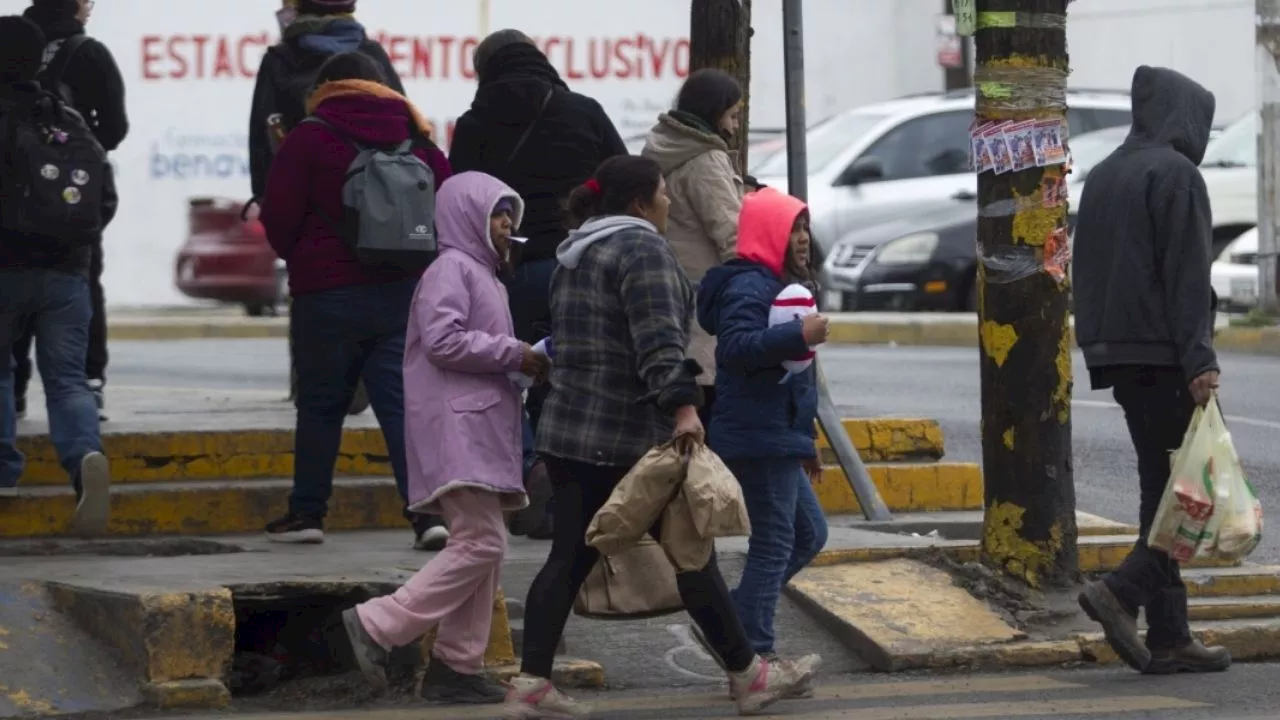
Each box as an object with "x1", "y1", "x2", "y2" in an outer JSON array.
[{"x1": 695, "y1": 187, "x2": 831, "y2": 696}]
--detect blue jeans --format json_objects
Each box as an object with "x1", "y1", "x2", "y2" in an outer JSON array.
[
  {"x1": 726, "y1": 457, "x2": 829, "y2": 654},
  {"x1": 289, "y1": 279, "x2": 417, "y2": 520},
  {"x1": 0, "y1": 269, "x2": 101, "y2": 489}
]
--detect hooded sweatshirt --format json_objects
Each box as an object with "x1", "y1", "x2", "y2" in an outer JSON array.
[
  {"x1": 698, "y1": 188, "x2": 818, "y2": 460},
  {"x1": 259, "y1": 93, "x2": 453, "y2": 295},
  {"x1": 643, "y1": 112, "x2": 744, "y2": 386},
  {"x1": 1073, "y1": 66, "x2": 1219, "y2": 384},
  {"x1": 22, "y1": 0, "x2": 129, "y2": 152},
  {"x1": 247, "y1": 14, "x2": 402, "y2": 198},
  {"x1": 403, "y1": 171, "x2": 530, "y2": 513},
  {"x1": 448, "y1": 42, "x2": 629, "y2": 264},
  {"x1": 536, "y1": 213, "x2": 701, "y2": 467}
]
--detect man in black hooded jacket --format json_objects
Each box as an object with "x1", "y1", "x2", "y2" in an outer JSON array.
[
  {"x1": 450, "y1": 31, "x2": 627, "y2": 540},
  {"x1": 16, "y1": 0, "x2": 128, "y2": 421},
  {"x1": 1073, "y1": 65, "x2": 1230, "y2": 676}
]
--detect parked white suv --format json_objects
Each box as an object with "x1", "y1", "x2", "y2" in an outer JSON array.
[{"x1": 750, "y1": 89, "x2": 1133, "y2": 257}]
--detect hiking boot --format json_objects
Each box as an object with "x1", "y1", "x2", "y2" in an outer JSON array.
[
  {"x1": 503, "y1": 674, "x2": 591, "y2": 718},
  {"x1": 265, "y1": 513, "x2": 324, "y2": 544},
  {"x1": 1078, "y1": 580, "x2": 1150, "y2": 672},
  {"x1": 72, "y1": 452, "x2": 111, "y2": 536},
  {"x1": 413, "y1": 524, "x2": 450, "y2": 551},
  {"x1": 341, "y1": 607, "x2": 389, "y2": 692},
  {"x1": 730, "y1": 655, "x2": 811, "y2": 715},
  {"x1": 419, "y1": 656, "x2": 506, "y2": 704},
  {"x1": 510, "y1": 461, "x2": 553, "y2": 539},
  {"x1": 1145, "y1": 640, "x2": 1232, "y2": 675}
]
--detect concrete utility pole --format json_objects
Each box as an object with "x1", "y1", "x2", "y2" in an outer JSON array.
[
  {"x1": 972, "y1": 0, "x2": 1077, "y2": 587},
  {"x1": 690, "y1": 0, "x2": 753, "y2": 172},
  {"x1": 942, "y1": 0, "x2": 974, "y2": 91},
  {"x1": 1259, "y1": 0, "x2": 1280, "y2": 314}
]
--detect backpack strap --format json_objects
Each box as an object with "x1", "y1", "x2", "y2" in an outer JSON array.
[
  {"x1": 42, "y1": 35, "x2": 89, "y2": 90},
  {"x1": 506, "y1": 87, "x2": 554, "y2": 163}
]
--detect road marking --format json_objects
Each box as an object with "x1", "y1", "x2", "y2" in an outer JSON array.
[
  {"x1": 764, "y1": 695, "x2": 1209, "y2": 719},
  {"x1": 662, "y1": 624, "x2": 724, "y2": 682},
  {"x1": 1074, "y1": 398, "x2": 1280, "y2": 431}
]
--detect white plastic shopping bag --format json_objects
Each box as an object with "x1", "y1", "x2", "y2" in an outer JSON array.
[
  {"x1": 1199, "y1": 403, "x2": 1263, "y2": 562},
  {"x1": 1147, "y1": 404, "x2": 1220, "y2": 561}
]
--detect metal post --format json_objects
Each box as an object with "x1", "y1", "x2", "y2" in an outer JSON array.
[
  {"x1": 781, "y1": 0, "x2": 891, "y2": 521},
  {"x1": 1259, "y1": 0, "x2": 1280, "y2": 313}
]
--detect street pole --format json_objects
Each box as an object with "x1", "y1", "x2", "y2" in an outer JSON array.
[
  {"x1": 690, "y1": 0, "x2": 753, "y2": 173},
  {"x1": 942, "y1": 0, "x2": 974, "y2": 91},
  {"x1": 973, "y1": 0, "x2": 1077, "y2": 586},
  {"x1": 1258, "y1": 0, "x2": 1280, "y2": 314},
  {"x1": 780, "y1": 0, "x2": 891, "y2": 521}
]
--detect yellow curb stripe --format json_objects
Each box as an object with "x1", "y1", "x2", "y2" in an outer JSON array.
[
  {"x1": 17, "y1": 418, "x2": 942, "y2": 486},
  {"x1": 107, "y1": 322, "x2": 288, "y2": 341},
  {"x1": 1186, "y1": 567, "x2": 1280, "y2": 597},
  {"x1": 814, "y1": 462, "x2": 984, "y2": 514}
]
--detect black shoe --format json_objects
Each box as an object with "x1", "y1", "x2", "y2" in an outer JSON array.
[
  {"x1": 342, "y1": 608, "x2": 389, "y2": 692},
  {"x1": 1078, "y1": 581, "x2": 1150, "y2": 672},
  {"x1": 14, "y1": 394, "x2": 25, "y2": 419},
  {"x1": 509, "y1": 461, "x2": 552, "y2": 538},
  {"x1": 1145, "y1": 640, "x2": 1232, "y2": 674},
  {"x1": 265, "y1": 513, "x2": 324, "y2": 543},
  {"x1": 419, "y1": 656, "x2": 506, "y2": 704}
]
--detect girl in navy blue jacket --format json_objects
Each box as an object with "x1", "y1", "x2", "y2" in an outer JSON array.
[{"x1": 694, "y1": 187, "x2": 831, "y2": 695}]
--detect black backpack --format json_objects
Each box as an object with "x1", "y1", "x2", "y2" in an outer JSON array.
[
  {"x1": 0, "y1": 91, "x2": 108, "y2": 245},
  {"x1": 37, "y1": 36, "x2": 89, "y2": 108}
]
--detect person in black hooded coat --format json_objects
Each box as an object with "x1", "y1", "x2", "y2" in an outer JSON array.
[
  {"x1": 450, "y1": 31, "x2": 627, "y2": 541},
  {"x1": 16, "y1": 0, "x2": 129, "y2": 421}
]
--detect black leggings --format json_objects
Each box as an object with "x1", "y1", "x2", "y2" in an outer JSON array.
[{"x1": 520, "y1": 455, "x2": 755, "y2": 678}]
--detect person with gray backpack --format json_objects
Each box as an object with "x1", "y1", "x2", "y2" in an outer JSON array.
[{"x1": 258, "y1": 51, "x2": 455, "y2": 550}]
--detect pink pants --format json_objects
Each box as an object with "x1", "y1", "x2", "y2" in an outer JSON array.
[{"x1": 356, "y1": 488, "x2": 507, "y2": 674}]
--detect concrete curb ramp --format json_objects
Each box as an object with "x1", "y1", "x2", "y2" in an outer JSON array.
[
  {"x1": 41, "y1": 580, "x2": 601, "y2": 712},
  {"x1": 788, "y1": 558, "x2": 1280, "y2": 672},
  {"x1": 824, "y1": 314, "x2": 1280, "y2": 356}
]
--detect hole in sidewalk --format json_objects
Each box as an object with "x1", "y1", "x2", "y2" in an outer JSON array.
[
  {"x1": 227, "y1": 582, "x2": 422, "y2": 701},
  {"x1": 0, "y1": 537, "x2": 248, "y2": 557}
]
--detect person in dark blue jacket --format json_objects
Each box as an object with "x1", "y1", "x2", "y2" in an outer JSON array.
[{"x1": 695, "y1": 186, "x2": 831, "y2": 693}]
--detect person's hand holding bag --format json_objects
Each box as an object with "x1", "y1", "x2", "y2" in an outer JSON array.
[{"x1": 673, "y1": 405, "x2": 705, "y2": 453}]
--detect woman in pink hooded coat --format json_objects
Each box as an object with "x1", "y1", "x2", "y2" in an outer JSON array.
[{"x1": 339, "y1": 171, "x2": 549, "y2": 704}]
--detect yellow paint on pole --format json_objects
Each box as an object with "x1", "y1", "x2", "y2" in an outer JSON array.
[
  {"x1": 980, "y1": 320, "x2": 1018, "y2": 367},
  {"x1": 982, "y1": 501, "x2": 1064, "y2": 587},
  {"x1": 1053, "y1": 330, "x2": 1073, "y2": 424},
  {"x1": 1002, "y1": 427, "x2": 1016, "y2": 450}
]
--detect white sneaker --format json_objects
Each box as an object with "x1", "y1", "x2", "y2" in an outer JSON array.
[
  {"x1": 503, "y1": 674, "x2": 591, "y2": 718},
  {"x1": 72, "y1": 452, "x2": 111, "y2": 536},
  {"x1": 730, "y1": 655, "x2": 811, "y2": 715},
  {"x1": 414, "y1": 525, "x2": 450, "y2": 551}
]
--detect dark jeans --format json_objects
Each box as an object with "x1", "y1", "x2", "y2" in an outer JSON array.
[
  {"x1": 505, "y1": 257, "x2": 555, "y2": 431},
  {"x1": 10, "y1": 244, "x2": 106, "y2": 396},
  {"x1": 520, "y1": 456, "x2": 756, "y2": 678},
  {"x1": 726, "y1": 457, "x2": 829, "y2": 654},
  {"x1": 0, "y1": 269, "x2": 102, "y2": 489},
  {"x1": 288, "y1": 280, "x2": 419, "y2": 520},
  {"x1": 1102, "y1": 366, "x2": 1195, "y2": 651}
]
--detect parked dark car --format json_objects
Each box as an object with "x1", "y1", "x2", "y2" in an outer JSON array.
[{"x1": 175, "y1": 197, "x2": 287, "y2": 316}]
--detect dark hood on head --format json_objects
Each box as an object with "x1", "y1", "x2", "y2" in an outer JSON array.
[
  {"x1": 22, "y1": 2, "x2": 84, "y2": 41},
  {"x1": 1128, "y1": 65, "x2": 1215, "y2": 165},
  {"x1": 470, "y1": 42, "x2": 568, "y2": 125}
]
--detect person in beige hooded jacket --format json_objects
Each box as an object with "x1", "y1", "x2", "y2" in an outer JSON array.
[{"x1": 641, "y1": 69, "x2": 745, "y2": 422}]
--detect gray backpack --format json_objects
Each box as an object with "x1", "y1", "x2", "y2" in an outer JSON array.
[{"x1": 302, "y1": 117, "x2": 437, "y2": 270}]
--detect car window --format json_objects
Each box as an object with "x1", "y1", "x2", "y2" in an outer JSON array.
[
  {"x1": 754, "y1": 111, "x2": 888, "y2": 177},
  {"x1": 1202, "y1": 111, "x2": 1257, "y2": 169},
  {"x1": 857, "y1": 110, "x2": 973, "y2": 181},
  {"x1": 1066, "y1": 108, "x2": 1096, "y2": 135}
]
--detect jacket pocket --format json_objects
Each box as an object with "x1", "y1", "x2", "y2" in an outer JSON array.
[{"x1": 449, "y1": 389, "x2": 503, "y2": 413}]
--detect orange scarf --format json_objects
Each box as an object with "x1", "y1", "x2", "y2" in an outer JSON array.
[{"x1": 306, "y1": 79, "x2": 436, "y2": 142}]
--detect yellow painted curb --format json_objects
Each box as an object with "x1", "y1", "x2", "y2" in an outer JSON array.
[
  {"x1": 140, "y1": 680, "x2": 231, "y2": 709},
  {"x1": 826, "y1": 318, "x2": 985, "y2": 348},
  {"x1": 818, "y1": 418, "x2": 944, "y2": 462},
  {"x1": 1185, "y1": 567, "x2": 1280, "y2": 598},
  {"x1": 0, "y1": 479, "x2": 405, "y2": 537},
  {"x1": 18, "y1": 418, "x2": 941, "y2": 486},
  {"x1": 1077, "y1": 536, "x2": 1238, "y2": 573},
  {"x1": 46, "y1": 583, "x2": 235, "y2": 689},
  {"x1": 107, "y1": 321, "x2": 288, "y2": 341},
  {"x1": 1214, "y1": 326, "x2": 1280, "y2": 356},
  {"x1": 1188, "y1": 597, "x2": 1280, "y2": 622},
  {"x1": 422, "y1": 589, "x2": 515, "y2": 668},
  {"x1": 814, "y1": 463, "x2": 983, "y2": 514}
]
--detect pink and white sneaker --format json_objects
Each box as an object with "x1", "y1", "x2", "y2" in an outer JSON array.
[
  {"x1": 729, "y1": 655, "x2": 812, "y2": 715},
  {"x1": 503, "y1": 674, "x2": 591, "y2": 719}
]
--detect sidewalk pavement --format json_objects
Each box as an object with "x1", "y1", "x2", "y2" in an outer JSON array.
[{"x1": 105, "y1": 309, "x2": 1280, "y2": 356}]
